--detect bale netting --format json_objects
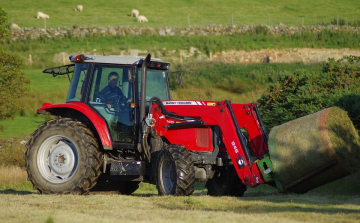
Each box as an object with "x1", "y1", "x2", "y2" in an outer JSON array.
[{"x1": 268, "y1": 107, "x2": 360, "y2": 193}]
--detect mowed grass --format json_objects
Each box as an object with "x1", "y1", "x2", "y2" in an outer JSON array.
[
  {"x1": 0, "y1": 178, "x2": 359, "y2": 223},
  {"x1": 1, "y1": 165, "x2": 360, "y2": 223},
  {"x1": 2, "y1": 0, "x2": 360, "y2": 28}
]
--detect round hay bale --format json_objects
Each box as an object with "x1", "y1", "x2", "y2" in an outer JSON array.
[{"x1": 268, "y1": 107, "x2": 360, "y2": 193}]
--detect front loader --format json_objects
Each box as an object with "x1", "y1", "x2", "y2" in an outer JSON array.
[{"x1": 24, "y1": 54, "x2": 357, "y2": 196}]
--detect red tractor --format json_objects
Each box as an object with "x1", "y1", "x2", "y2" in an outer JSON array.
[{"x1": 25, "y1": 54, "x2": 275, "y2": 196}]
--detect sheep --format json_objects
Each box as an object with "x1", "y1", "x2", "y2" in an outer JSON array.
[
  {"x1": 37, "y1": 12, "x2": 49, "y2": 19},
  {"x1": 11, "y1": 23, "x2": 20, "y2": 29},
  {"x1": 137, "y1": 15, "x2": 148, "y2": 23},
  {"x1": 74, "y1": 5, "x2": 83, "y2": 12},
  {"x1": 131, "y1": 9, "x2": 139, "y2": 18}
]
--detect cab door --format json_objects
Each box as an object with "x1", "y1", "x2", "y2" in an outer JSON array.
[{"x1": 87, "y1": 64, "x2": 135, "y2": 144}]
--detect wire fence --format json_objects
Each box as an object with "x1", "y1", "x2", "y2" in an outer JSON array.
[{"x1": 9, "y1": 14, "x2": 360, "y2": 29}]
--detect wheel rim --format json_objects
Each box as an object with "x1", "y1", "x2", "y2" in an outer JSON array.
[
  {"x1": 37, "y1": 135, "x2": 78, "y2": 184},
  {"x1": 160, "y1": 158, "x2": 176, "y2": 194}
]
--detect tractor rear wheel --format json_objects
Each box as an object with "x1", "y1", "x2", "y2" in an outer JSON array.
[
  {"x1": 206, "y1": 166, "x2": 247, "y2": 197},
  {"x1": 24, "y1": 118, "x2": 103, "y2": 194},
  {"x1": 156, "y1": 145, "x2": 195, "y2": 196}
]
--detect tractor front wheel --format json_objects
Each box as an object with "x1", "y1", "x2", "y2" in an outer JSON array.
[
  {"x1": 24, "y1": 118, "x2": 103, "y2": 194},
  {"x1": 206, "y1": 166, "x2": 247, "y2": 197},
  {"x1": 156, "y1": 145, "x2": 195, "y2": 196}
]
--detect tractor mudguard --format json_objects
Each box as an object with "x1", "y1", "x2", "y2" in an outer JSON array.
[{"x1": 37, "y1": 102, "x2": 113, "y2": 149}]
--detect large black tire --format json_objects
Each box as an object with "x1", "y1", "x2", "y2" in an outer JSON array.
[
  {"x1": 206, "y1": 166, "x2": 247, "y2": 197},
  {"x1": 156, "y1": 145, "x2": 195, "y2": 196},
  {"x1": 24, "y1": 118, "x2": 103, "y2": 194}
]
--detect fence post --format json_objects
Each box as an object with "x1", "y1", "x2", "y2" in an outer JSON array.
[{"x1": 29, "y1": 54, "x2": 32, "y2": 66}]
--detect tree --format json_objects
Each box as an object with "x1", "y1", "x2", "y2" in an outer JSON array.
[
  {"x1": 0, "y1": 7, "x2": 9, "y2": 40},
  {"x1": 0, "y1": 8, "x2": 29, "y2": 131}
]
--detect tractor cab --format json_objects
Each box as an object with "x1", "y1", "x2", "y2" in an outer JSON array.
[{"x1": 43, "y1": 54, "x2": 172, "y2": 145}]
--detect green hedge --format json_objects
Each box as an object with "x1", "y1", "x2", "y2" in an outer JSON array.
[{"x1": 258, "y1": 56, "x2": 360, "y2": 131}]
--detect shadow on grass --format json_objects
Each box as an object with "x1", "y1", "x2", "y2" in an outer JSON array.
[
  {"x1": 132, "y1": 190, "x2": 208, "y2": 197},
  {"x1": 132, "y1": 193, "x2": 157, "y2": 197},
  {"x1": 0, "y1": 189, "x2": 36, "y2": 195}
]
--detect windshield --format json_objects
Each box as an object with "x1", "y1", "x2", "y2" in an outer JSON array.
[
  {"x1": 138, "y1": 68, "x2": 170, "y2": 101},
  {"x1": 66, "y1": 63, "x2": 89, "y2": 102}
]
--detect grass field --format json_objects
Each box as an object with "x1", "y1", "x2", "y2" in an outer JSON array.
[
  {"x1": 1, "y1": 192, "x2": 359, "y2": 223},
  {"x1": 1, "y1": 169, "x2": 360, "y2": 223},
  {"x1": 1, "y1": 165, "x2": 360, "y2": 223},
  {"x1": 2, "y1": 0, "x2": 360, "y2": 28}
]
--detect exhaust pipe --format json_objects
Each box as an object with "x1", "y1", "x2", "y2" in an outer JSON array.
[
  {"x1": 137, "y1": 54, "x2": 151, "y2": 155},
  {"x1": 139, "y1": 54, "x2": 151, "y2": 124}
]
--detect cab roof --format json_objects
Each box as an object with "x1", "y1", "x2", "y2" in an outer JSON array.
[{"x1": 70, "y1": 54, "x2": 165, "y2": 65}]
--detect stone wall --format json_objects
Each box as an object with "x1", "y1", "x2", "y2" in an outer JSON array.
[
  {"x1": 10, "y1": 24, "x2": 360, "y2": 41},
  {"x1": 10, "y1": 24, "x2": 360, "y2": 65}
]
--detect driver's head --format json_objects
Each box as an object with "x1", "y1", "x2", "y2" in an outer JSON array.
[{"x1": 108, "y1": 72, "x2": 119, "y2": 88}]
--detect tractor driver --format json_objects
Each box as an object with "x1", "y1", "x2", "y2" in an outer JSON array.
[{"x1": 99, "y1": 72, "x2": 127, "y2": 109}]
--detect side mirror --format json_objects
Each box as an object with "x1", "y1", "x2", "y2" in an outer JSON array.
[
  {"x1": 176, "y1": 71, "x2": 183, "y2": 85},
  {"x1": 167, "y1": 71, "x2": 183, "y2": 85}
]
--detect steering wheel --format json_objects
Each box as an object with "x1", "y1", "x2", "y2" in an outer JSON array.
[{"x1": 107, "y1": 97, "x2": 130, "y2": 112}]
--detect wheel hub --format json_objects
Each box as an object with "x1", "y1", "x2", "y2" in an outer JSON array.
[
  {"x1": 55, "y1": 153, "x2": 66, "y2": 165},
  {"x1": 162, "y1": 159, "x2": 175, "y2": 193},
  {"x1": 37, "y1": 135, "x2": 78, "y2": 183},
  {"x1": 49, "y1": 142, "x2": 75, "y2": 176}
]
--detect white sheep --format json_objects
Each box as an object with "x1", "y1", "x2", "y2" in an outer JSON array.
[
  {"x1": 131, "y1": 9, "x2": 139, "y2": 18},
  {"x1": 37, "y1": 12, "x2": 49, "y2": 19},
  {"x1": 11, "y1": 23, "x2": 21, "y2": 29},
  {"x1": 137, "y1": 15, "x2": 148, "y2": 23},
  {"x1": 74, "y1": 5, "x2": 83, "y2": 12}
]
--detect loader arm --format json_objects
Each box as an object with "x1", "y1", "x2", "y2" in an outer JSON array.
[{"x1": 149, "y1": 100, "x2": 273, "y2": 188}]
